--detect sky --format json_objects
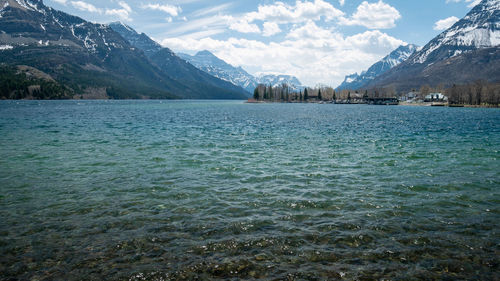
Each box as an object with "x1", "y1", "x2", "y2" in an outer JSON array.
[{"x1": 46, "y1": 0, "x2": 481, "y2": 87}]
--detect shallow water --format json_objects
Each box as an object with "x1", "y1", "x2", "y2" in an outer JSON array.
[{"x1": 0, "y1": 100, "x2": 499, "y2": 280}]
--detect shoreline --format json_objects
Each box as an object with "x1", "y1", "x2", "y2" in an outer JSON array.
[{"x1": 247, "y1": 99, "x2": 499, "y2": 108}]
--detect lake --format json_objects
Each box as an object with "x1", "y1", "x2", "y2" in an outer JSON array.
[{"x1": 0, "y1": 100, "x2": 499, "y2": 280}]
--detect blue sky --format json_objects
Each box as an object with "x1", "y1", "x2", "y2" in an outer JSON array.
[{"x1": 46, "y1": 0, "x2": 480, "y2": 86}]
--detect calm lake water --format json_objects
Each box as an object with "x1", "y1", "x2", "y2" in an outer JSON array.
[{"x1": 0, "y1": 100, "x2": 499, "y2": 280}]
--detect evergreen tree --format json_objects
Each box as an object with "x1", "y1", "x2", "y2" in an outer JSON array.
[
  {"x1": 318, "y1": 89, "x2": 322, "y2": 101},
  {"x1": 253, "y1": 88, "x2": 259, "y2": 100},
  {"x1": 333, "y1": 90, "x2": 336, "y2": 101},
  {"x1": 304, "y1": 88, "x2": 309, "y2": 101}
]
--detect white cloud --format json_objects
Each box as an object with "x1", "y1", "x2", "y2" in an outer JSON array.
[
  {"x1": 52, "y1": 0, "x2": 67, "y2": 4},
  {"x1": 142, "y1": 3, "x2": 181, "y2": 17},
  {"x1": 118, "y1": 1, "x2": 131, "y2": 12},
  {"x1": 161, "y1": 14, "x2": 233, "y2": 38},
  {"x1": 339, "y1": 0, "x2": 345, "y2": 6},
  {"x1": 433, "y1": 16, "x2": 459, "y2": 31},
  {"x1": 160, "y1": 25, "x2": 404, "y2": 86},
  {"x1": 446, "y1": 0, "x2": 481, "y2": 8},
  {"x1": 341, "y1": 0, "x2": 401, "y2": 29},
  {"x1": 244, "y1": 0, "x2": 344, "y2": 24},
  {"x1": 262, "y1": 22, "x2": 281, "y2": 37},
  {"x1": 229, "y1": 20, "x2": 261, "y2": 34},
  {"x1": 191, "y1": 3, "x2": 233, "y2": 18},
  {"x1": 104, "y1": 1, "x2": 132, "y2": 21},
  {"x1": 71, "y1": 1, "x2": 101, "y2": 13},
  {"x1": 286, "y1": 20, "x2": 340, "y2": 41}
]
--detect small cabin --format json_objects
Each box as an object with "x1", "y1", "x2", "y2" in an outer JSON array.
[
  {"x1": 425, "y1": 93, "x2": 448, "y2": 102},
  {"x1": 401, "y1": 91, "x2": 420, "y2": 101}
]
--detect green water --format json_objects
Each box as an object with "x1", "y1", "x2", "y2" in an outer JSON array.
[{"x1": 0, "y1": 100, "x2": 499, "y2": 280}]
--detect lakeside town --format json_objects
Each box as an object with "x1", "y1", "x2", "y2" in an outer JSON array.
[{"x1": 248, "y1": 81, "x2": 500, "y2": 107}]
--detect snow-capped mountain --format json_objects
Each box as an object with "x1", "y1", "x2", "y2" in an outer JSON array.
[
  {"x1": 411, "y1": 0, "x2": 499, "y2": 65},
  {"x1": 336, "y1": 44, "x2": 418, "y2": 90},
  {"x1": 366, "y1": 0, "x2": 500, "y2": 91},
  {"x1": 256, "y1": 74, "x2": 304, "y2": 91},
  {"x1": 179, "y1": 50, "x2": 304, "y2": 93},
  {"x1": 178, "y1": 51, "x2": 258, "y2": 93}
]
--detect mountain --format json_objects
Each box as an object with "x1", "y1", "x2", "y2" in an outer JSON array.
[
  {"x1": 336, "y1": 44, "x2": 418, "y2": 90},
  {"x1": 178, "y1": 51, "x2": 257, "y2": 93},
  {"x1": 365, "y1": 0, "x2": 500, "y2": 91},
  {"x1": 0, "y1": 0, "x2": 247, "y2": 99},
  {"x1": 256, "y1": 74, "x2": 304, "y2": 91},
  {"x1": 109, "y1": 22, "x2": 249, "y2": 99},
  {"x1": 178, "y1": 50, "x2": 304, "y2": 93}
]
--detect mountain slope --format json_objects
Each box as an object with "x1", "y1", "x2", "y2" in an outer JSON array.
[
  {"x1": 336, "y1": 44, "x2": 418, "y2": 90},
  {"x1": 109, "y1": 22, "x2": 249, "y2": 99},
  {"x1": 366, "y1": 0, "x2": 500, "y2": 91}
]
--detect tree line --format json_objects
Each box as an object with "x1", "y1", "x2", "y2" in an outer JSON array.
[
  {"x1": 445, "y1": 80, "x2": 500, "y2": 106},
  {"x1": 0, "y1": 65, "x2": 70, "y2": 99},
  {"x1": 252, "y1": 83, "x2": 369, "y2": 103},
  {"x1": 252, "y1": 81, "x2": 500, "y2": 106}
]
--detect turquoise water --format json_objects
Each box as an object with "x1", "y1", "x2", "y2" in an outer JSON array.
[{"x1": 0, "y1": 100, "x2": 499, "y2": 280}]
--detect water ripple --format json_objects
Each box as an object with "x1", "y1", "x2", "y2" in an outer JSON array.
[{"x1": 0, "y1": 100, "x2": 499, "y2": 280}]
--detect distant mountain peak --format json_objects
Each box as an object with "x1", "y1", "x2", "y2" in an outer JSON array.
[
  {"x1": 109, "y1": 21, "x2": 134, "y2": 33},
  {"x1": 195, "y1": 50, "x2": 216, "y2": 57}
]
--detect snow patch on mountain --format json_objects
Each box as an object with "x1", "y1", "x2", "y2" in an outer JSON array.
[{"x1": 0, "y1": 44, "x2": 13, "y2": 50}]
